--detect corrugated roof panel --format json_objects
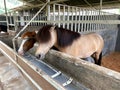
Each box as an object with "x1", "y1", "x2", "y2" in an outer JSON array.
[{"x1": 0, "y1": 0, "x2": 23, "y2": 14}]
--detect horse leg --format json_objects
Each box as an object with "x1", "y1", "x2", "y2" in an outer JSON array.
[
  {"x1": 92, "y1": 52, "x2": 102, "y2": 65},
  {"x1": 98, "y1": 52, "x2": 102, "y2": 65},
  {"x1": 91, "y1": 53, "x2": 97, "y2": 64}
]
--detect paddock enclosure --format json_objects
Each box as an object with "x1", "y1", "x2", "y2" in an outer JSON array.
[{"x1": 0, "y1": 0, "x2": 120, "y2": 90}]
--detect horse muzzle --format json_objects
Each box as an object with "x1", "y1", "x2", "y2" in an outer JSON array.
[
  {"x1": 18, "y1": 50, "x2": 25, "y2": 56},
  {"x1": 35, "y1": 53, "x2": 45, "y2": 60}
]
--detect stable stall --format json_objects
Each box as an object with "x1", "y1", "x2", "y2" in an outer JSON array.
[{"x1": 0, "y1": 0, "x2": 120, "y2": 90}]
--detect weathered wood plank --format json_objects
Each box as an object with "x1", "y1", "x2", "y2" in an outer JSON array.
[{"x1": 45, "y1": 50, "x2": 120, "y2": 90}]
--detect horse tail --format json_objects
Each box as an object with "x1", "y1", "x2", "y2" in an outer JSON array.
[{"x1": 98, "y1": 52, "x2": 102, "y2": 65}]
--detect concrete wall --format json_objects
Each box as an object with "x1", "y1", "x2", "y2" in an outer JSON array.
[
  {"x1": 115, "y1": 18, "x2": 120, "y2": 51},
  {"x1": 97, "y1": 27, "x2": 118, "y2": 55}
]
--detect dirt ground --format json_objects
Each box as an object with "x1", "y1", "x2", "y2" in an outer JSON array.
[{"x1": 102, "y1": 52, "x2": 120, "y2": 72}]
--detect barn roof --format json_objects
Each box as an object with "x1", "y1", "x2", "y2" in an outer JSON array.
[
  {"x1": 1, "y1": 0, "x2": 120, "y2": 14},
  {"x1": 18, "y1": 0, "x2": 120, "y2": 9}
]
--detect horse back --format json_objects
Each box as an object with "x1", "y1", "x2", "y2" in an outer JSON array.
[
  {"x1": 76, "y1": 33, "x2": 104, "y2": 57},
  {"x1": 84, "y1": 33, "x2": 104, "y2": 52},
  {"x1": 59, "y1": 33, "x2": 103, "y2": 58}
]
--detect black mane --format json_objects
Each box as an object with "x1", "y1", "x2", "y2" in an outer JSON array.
[
  {"x1": 36, "y1": 25, "x2": 81, "y2": 47},
  {"x1": 36, "y1": 25, "x2": 52, "y2": 43},
  {"x1": 55, "y1": 26, "x2": 80, "y2": 47}
]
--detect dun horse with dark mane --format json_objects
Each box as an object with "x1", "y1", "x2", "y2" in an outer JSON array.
[{"x1": 18, "y1": 25, "x2": 104, "y2": 65}]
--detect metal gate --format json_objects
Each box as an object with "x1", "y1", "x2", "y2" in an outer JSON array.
[{"x1": 11, "y1": 3, "x2": 118, "y2": 33}]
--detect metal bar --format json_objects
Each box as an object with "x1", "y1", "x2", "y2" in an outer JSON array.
[
  {"x1": 71, "y1": 7, "x2": 74, "y2": 31},
  {"x1": 15, "y1": 19, "x2": 120, "y2": 24},
  {"x1": 47, "y1": 0, "x2": 51, "y2": 21},
  {"x1": 9, "y1": 13, "x2": 12, "y2": 25},
  {"x1": 4, "y1": 0, "x2": 9, "y2": 31},
  {"x1": 89, "y1": 9, "x2": 92, "y2": 31},
  {"x1": 75, "y1": 7, "x2": 77, "y2": 32},
  {"x1": 0, "y1": 21, "x2": 7, "y2": 22},
  {"x1": 81, "y1": 9, "x2": 84, "y2": 32},
  {"x1": 58, "y1": 5, "x2": 61, "y2": 27},
  {"x1": 84, "y1": 9, "x2": 87, "y2": 32},
  {"x1": 78, "y1": 8, "x2": 81, "y2": 32},
  {"x1": 99, "y1": 11, "x2": 102, "y2": 30},
  {"x1": 100, "y1": 0, "x2": 103, "y2": 10},
  {"x1": 102, "y1": 12, "x2": 105, "y2": 29},
  {"x1": 63, "y1": 5, "x2": 65, "y2": 28},
  {"x1": 86, "y1": 9, "x2": 89, "y2": 32},
  {"x1": 23, "y1": 10, "x2": 26, "y2": 25},
  {"x1": 13, "y1": 12, "x2": 18, "y2": 31},
  {"x1": 93, "y1": 11, "x2": 96, "y2": 31},
  {"x1": 99, "y1": 0, "x2": 103, "y2": 30},
  {"x1": 32, "y1": 13, "x2": 34, "y2": 26},
  {"x1": 97, "y1": 10, "x2": 99, "y2": 30},
  {"x1": 67, "y1": 6, "x2": 70, "y2": 29},
  {"x1": 104, "y1": 12, "x2": 107, "y2": 29},
  {"x1": 36, "y1": 14, "x2": 38, "y2": 26},
  {"x1": 91, "y1": 10, "x2": 93, "y2": 31},
  {"x1": 94, "y1": 11, "x2": 97, "y2": 30},
  {"x1": 53, "y1": 4, "x2": 55, "y2": 25},
  {"x1": 38, "y1": 12, "x2": 40, "y2": 26}
]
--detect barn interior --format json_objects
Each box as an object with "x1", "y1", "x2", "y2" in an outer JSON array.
[{"x1": 0, "y1": 0, "x2": 120, "y2": 90}]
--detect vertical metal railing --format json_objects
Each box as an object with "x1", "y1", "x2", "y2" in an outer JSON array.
[
  {"x1": 3, "y1": 3, "x2": 118, "y2": 34},
  {"x1": 3, "y1": 0, "x2": 9, "y2": 31},
  {"x1": 49, "y1": 4, "x2": 118, "y2": 33}
]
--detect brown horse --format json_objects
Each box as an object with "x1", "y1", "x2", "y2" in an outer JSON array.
[
  {"x1": 18, "y1": 31, "x2": 37, "y2": 55},
  {"x1": 35, "y1": 25, "x2": 104, "y2": 65}
]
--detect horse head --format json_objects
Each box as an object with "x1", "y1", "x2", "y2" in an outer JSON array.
[
  {"x1": 35, "y1": 25, "x2": 57, "y2": 59},
  {"x1": 18, "y1": 31, "x2": 37, "y2": 55}
]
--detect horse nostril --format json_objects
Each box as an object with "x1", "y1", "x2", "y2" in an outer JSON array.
[
  {"x1": 39, "y1": 54, "x2": 41, "y2": 58},
  {"x1": 36, "y1": 54, "x2": 41, "y2": 59}
]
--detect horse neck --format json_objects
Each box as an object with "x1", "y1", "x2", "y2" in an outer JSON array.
[
  {"x1": 51, "y1": 29, "x2": 57, "y2": 47},
  {"x1": 52, "y1": 30, "x2": 64, "y2": 51}
]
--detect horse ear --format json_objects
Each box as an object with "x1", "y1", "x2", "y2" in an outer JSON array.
[
  {"x1": 21, "y1": 33, "x2": 26, "y2": 38},
  {"x1": 35, "y1": 30, "x2": 38, "y2": 34},
  {"x1": 49, "y1": 26, "x2": 55, "y2": 32},
  {"x1": 32, "y1": 31, "x2": 37, "y2": 36}
]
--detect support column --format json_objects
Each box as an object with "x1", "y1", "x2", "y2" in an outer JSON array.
[
  {"x1": 47, "y1": 0, "x2": 50, "y2": 21},
  {"x1": 4, "y1": 0, "x2": 9, "y2": 31}
]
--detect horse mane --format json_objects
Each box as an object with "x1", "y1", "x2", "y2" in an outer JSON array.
[
  {"x1": 36, "y1": 25, "x2": 52, "y2": 43},
  {"x1": 55, "y1": 26, "x2": 81, "y2": 47},
  {"x1": 36, "y1": 25, "x2": 81, "y2": 47}
]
